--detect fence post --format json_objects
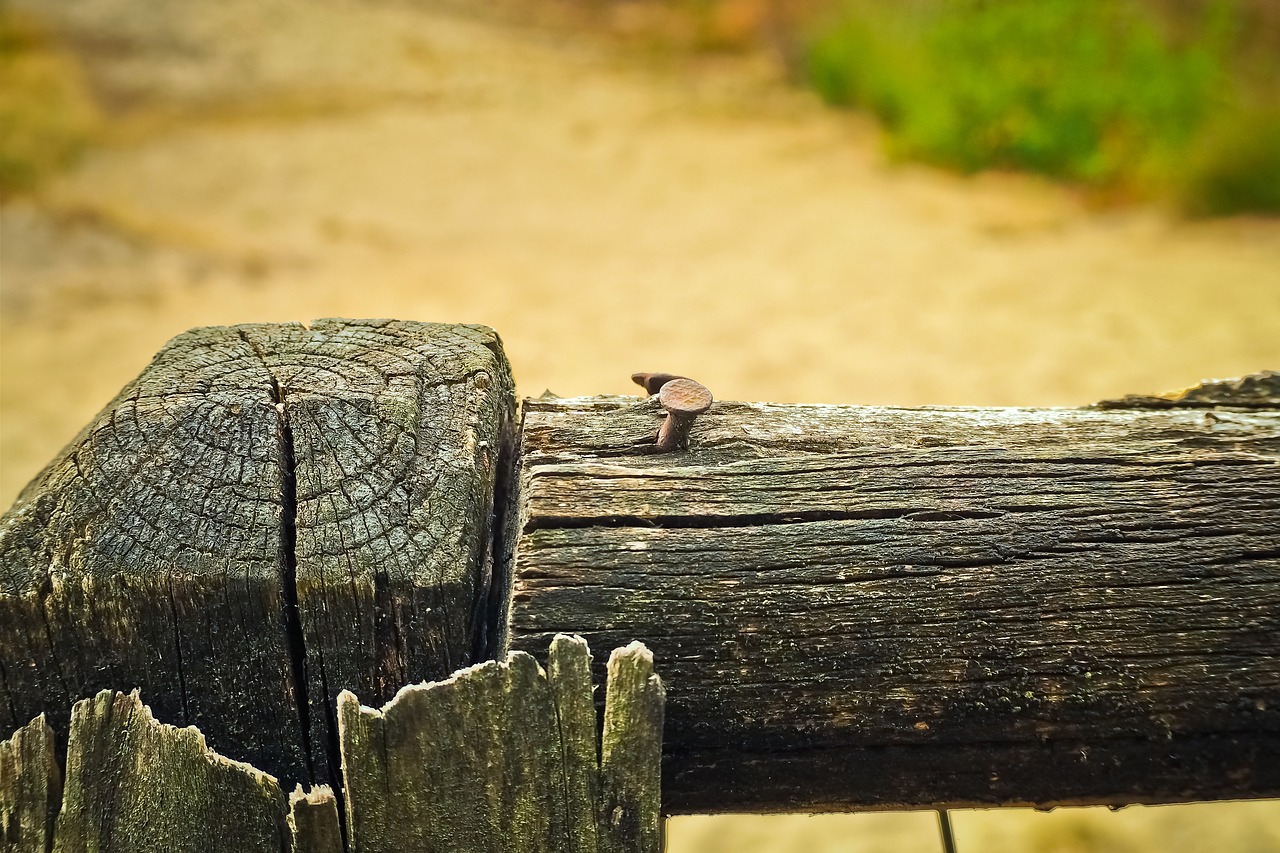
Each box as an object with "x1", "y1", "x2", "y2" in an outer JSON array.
[
  {"x1": 0, "y1": 715, "x2": 59, "y2": 853},
  {"x1": 0, "y1": 637, "x2": 663, "y2": 852},
  {"x1": 0, "y1": 319, "x2": 517, "y2": 786}
]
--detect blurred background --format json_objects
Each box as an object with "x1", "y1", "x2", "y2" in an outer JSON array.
[{"x1": 2, "y1": 0, "x2": 1278, "y2": 849}]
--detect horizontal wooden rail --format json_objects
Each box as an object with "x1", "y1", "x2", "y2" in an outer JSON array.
[
  {"x1": 1, "y1": 320, "x2": 1277, "y2": 817},
  {"x1": 505, "y1": 390, "x2": 1280, "y2": 811}
]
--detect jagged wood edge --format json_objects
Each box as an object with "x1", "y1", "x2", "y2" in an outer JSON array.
[
  {"x1": 338, "y1": 636, "x2": 663, "y2": 853},
  {"x1": 289, "y1": 784, "x2": 344, "y2": 853},
  {"x1": 0, "y1": 714, "x2": 59, "y2": 853},
  {"x1": 2, "y1": 638, "x2": 663, "y2": 852},
  {"x1": 51, "y1": 689, "x2": 290, "y2": 853},
  {"x1": 600, "y1": 643, "x2": 665, "y2": 853},
  {"x1": 1095, "y1": 369, "x2": 1280, "y2": 409}
]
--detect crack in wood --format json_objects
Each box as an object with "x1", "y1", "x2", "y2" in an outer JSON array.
[
  {"x1": 477, "y1": 413, "x2": 520, "y2": 665},
  {"x1": 1, "y1": 320, "x2": 516, "y2": 798},
  {"x1": 269, "y1": 374, "x2": 318, "y2": 787},
  {"x1": 315, "y1": 651, "x2": 348, "y2": 849},
  {"x1": 0, "y1": 659, "x2": 16, "y2": 731},
  {"x1": 524, "y1": 507, "x2": 1009, "y2": 532},
  {"x1": 164, "y1": 577, "x2": 191, "y2": 726}
]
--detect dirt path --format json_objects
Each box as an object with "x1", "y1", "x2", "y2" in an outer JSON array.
[
  {"x1": 5, "y1": 0, "x2": 1280, "y2": 506},
  {"x1": 2, "y1": 3, "x2": 1279, "y2": 848}
]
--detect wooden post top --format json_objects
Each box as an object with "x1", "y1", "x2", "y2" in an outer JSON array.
[{"x1": 0, "y1": 320, "x2": 516, "y2": 786}]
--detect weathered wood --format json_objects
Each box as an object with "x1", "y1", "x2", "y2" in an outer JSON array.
[
  {"x1": 0, "y1": 639, "x2": 662, "y2": 852},
  {"x1": 51, "y1": 690, "x2": 288, "y2": 852},
  {"x1": 4, "y1": 321, "x2": 1277, "y2": 816},
  {"x1": 0, "y1": 319, "x2": 516, "y2": 786},
  {"x1": 289, "y1": 785, "x2": 344, "y2": 853},
  {"x1": 1097, "y1": 369, "x2": 1280, "y2": 409},
  {"x1": 506, "y1": 390, "x2": 1280, "y2": 812},
  {"x1": 1, "y1": 715, "x2": 60, "y2": 853},
  {"x1": 600, "y1": 643, "x2": 664, "y2": 853},
  {"x1": 339, "y1": 635, "x2": 663, "y2": 853},
  {"x1": 546, "y1": 634, "x2": 603, "y2": 853}
]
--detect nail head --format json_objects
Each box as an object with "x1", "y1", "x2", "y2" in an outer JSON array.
[{"x1": 658, "y1": 378, "x2": 714, "y2": 416}]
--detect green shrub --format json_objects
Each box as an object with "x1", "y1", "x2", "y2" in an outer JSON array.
[
  {"x1": 804, "y1": 0, "x2": 1280, "y2": 213},
  {"x1": 0, "y1": 11, "x2": 100, "y2": 196},
  {"x1": 1180, "y1": 107, "x2": 1280, "y2": 215}
]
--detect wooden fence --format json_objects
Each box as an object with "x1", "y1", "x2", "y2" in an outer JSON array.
[
  {"x1": 1, "y1": 320, "x2": 1277, "y2": 849},
  {"x1": 1, "y1": 635, "x2": 661, "y2": 853}
]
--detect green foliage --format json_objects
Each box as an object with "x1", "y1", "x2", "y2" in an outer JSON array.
[
  {"x1": 804, "y1": 0, "x2": 1280, "y2": 214},
  {"x1": 0, "y1": 11, "x2": 100, "y2": 196},
  {"x1": 1181, "y1": 107, "x2": 1280, "y2": 215}
]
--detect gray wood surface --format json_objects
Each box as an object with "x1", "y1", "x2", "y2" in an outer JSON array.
[
  {"x1": 51, "y1": 690, "x2": 289, "y2": 853},
  {"x1": 1096, "y1": 368, "x2": 1280, "y2": 409},
  {"x1": 0, "y1": 714, "x2": 59, "y2": 853},
  {"x1": 599, "y1": 642, "x2": 664, "y2": 853},
  {"x1": 0, "y1": 639, "x2": 662, "y2": 853},
  {"x1": 0, "y1": 319, "x2": 516, "y2": 787},
  {"x1": 289, "y1": 785, "x2": 344, "y2": 853},
  {"x1": 339, "y1": 635, "x2": 663, "y2": 853},
  {"x1": 506, "y1": 384, "x2": 1280, "y2": 812},
  {"x1": 546, "y1": 634, "x2": 602, "y2": 853}
]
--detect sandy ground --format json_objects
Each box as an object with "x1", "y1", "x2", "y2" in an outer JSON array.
[{"x1": 2, "y1": 1, "x2": 1279, "y2": 849}]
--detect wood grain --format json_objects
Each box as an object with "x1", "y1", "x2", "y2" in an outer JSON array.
[
  {"x1": 51, "y1": 690, "x2": 289, "y2": 853},
  {"x1": 1, "y1": 638, "x2": 663, "y2": 852},
  {"x1": 289, "y1": 785, "x2": 344, "y2": 853},
  {"x1": 600, "y1": 643, "x2": 664, "y2": 853},
  {"x1": 0, "y1": 319, "x2": 516, "y2": 787},
  {"x1": 506, "y1": 392, "x2": 1280, "y2": 811},
  {"x1": 0, "y1": 715, "x2": 59, "y2": 853},
  {"x1": 337, "y1": 635, "x2": 663, "y2": 853}
]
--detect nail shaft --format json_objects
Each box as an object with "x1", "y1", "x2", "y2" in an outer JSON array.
[{"x1": 652, "y1": 378, "x2": 713, "y2": 453}]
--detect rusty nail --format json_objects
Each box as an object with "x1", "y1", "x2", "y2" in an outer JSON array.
[
  {"x1": 631, "y1": 372, "x2": 689, "y2": 395},
  {"x1": 655, "y1": 378, "x2": 714, "y2": 452}
]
